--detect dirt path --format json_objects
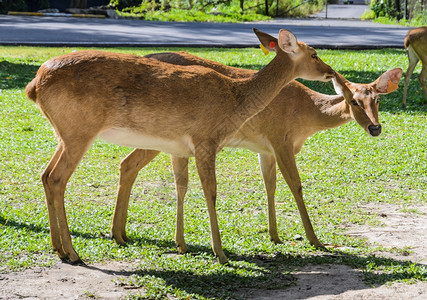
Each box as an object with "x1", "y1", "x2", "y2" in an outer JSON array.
[{"x1": 1, "y1": 204, "x2": 426, "y2": 299}]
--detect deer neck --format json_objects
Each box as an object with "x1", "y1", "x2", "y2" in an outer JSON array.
[
  {"x1": 312, "y1": 94, "x2": 352, "y2": 130},
  {"x1": 285, "y1": 93, "x2": 353, "y2": 154},
  {"x1": 233, "y1": 54, "x2": 296, "y2": 123}
]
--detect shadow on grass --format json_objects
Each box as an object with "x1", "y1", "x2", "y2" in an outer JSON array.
[
  {"x1": 0, "y1": 61, "x2": 38, "y2": 89},
  {"x1": 0, "y1": 214, "x2": 50, "y2": 234},
  {"x1": 84, "y1": 246, "x2": 427, "y2": 299},
  {"x1": 2, "y1": 213, "x2": 425, "y2": 299}
]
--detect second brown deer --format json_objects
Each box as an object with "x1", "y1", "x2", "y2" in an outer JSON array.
[
  {"x1": 26, "y1": 28, "x2": 334, "y2": 264},
  {"x1": 403, "y1": 26, "x2": 427, "y2": 107},
  {"x1": 110, "y1": 52, "x2": 402, "y2": 253}
]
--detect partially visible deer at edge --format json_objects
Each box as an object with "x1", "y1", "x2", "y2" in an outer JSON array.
[
  {"x1": 110, "y1": 51, "x2": 402, "y2": 253},
  {"x1": 25, "y1": 28, "x2": 334, "y2": 264},
  {"x1": 403, "y1": 26, "x2": 427, "y2": 108}
]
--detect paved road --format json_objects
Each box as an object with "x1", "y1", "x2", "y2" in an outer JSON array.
[
  {"x1": 0, "y1": 13, "x2": 411, "y2": 49},
  {"x1": 311, "y1": 4, "x2": 369, "y2": 19}
]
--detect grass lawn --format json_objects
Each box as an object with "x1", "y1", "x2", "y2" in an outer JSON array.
[{"x1": 0, "y1": 46, "x2": 426, "y2": 299}]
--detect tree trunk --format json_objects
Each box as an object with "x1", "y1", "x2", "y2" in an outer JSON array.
[{"x1": 395, "y1": 0, "x2": 401, "y2": 20}]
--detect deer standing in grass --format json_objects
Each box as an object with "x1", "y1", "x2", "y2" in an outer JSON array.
[
  {"x1": 25, "y1": 28, "x2": 334, "y2": 264},
  {"x1": 110, "y1": 51, "x2": 402, "y2": 253},
  {"x1": 403, "y1": 26, "x2": 427, "y2": 108}
]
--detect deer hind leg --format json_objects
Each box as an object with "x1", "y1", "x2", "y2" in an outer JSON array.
[
  {"x1": 274, "y1": 146, "x2": 324, "y2": 249},
  {"x1": 419, "y1": 64, "x2": 427, "y2": 104},
  {"x1": 171, "y1": 155, "x2": 189, "y2": 254},
  {"x1": 42, "y1": 135, "x2": 96, "y2": 263},
  {"x1": 42, "y1": 142, "x2": 66, "y2": 259},
  {"x1": 111, "y1": 149, "x2": 159, "y2": 245},
  {"x1": 403, "y1": 46, "x2": 420, "y2": 108},
  {"x1": 194, "y1": 144, "x2": 227, "y2": 264},
  {"x1": 259, "y1": 153, "x2": 282, "y2": 244}
]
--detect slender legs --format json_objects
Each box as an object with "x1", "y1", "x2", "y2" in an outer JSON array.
[
  {"x1": 259, "y1": 153, "x2": 281, "y2": 244},
  {"x1": 111, "y1": 149, "x2": 159, "y2": 244},
  {"x1": 42, "y1": 137, "x2": 95, "y2": 263},
  {"x1": 194, "y1": 145, "x2": 227, "y2": 263},
  {"x1": 403, "y1": 45, "x2": 421, "y2": 108},
  {"x1": 419, "y1": 66, "x2": 427, "y2": 104},
  {"x1": 171, "y1": 156, "x2": 189, "y2": 254},
  {"x1": 274, "y1": 148, "x2": 324, "y2": 248}
]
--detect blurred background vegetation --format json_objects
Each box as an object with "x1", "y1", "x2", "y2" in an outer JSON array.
[
  {"x1": 364, "y1": 0, "x2": 427, "y2": 26},
  {"x1": 107, "y1": 0, "x2": 324, "y2": 21},
  {"x1": 0, "y1": 0, "x2": 426, "y2": 24},
  {"x1": 0, "y1": 0, "x2": 326, "y2": 21}
]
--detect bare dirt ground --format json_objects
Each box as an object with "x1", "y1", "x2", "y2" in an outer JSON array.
[{"x1": 1, "y1": 204, "x2": 426, "y2": 300}]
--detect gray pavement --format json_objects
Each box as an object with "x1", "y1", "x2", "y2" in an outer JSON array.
[
  {"x1": 0, "y1": 10, "x2": 411, "y2": 49},
  {"x1": 311, "y1": 4, "x2": 369, "y2": 19}
]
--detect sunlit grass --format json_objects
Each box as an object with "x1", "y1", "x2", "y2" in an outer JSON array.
[{"x1": 0, "y1": 46, "x2": 426, "y2": 299}]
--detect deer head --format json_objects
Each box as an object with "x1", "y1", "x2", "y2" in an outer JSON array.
[
  {"x1": 253, "y1": 28, "x2": 335, "y2": 82},
  {"x1": 333, "y1": 68, "x2": 402, "y2": 137}
]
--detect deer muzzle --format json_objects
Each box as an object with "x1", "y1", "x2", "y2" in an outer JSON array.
[{"x1": 368, "y1": 124, "x2": 382, "y2": 137}]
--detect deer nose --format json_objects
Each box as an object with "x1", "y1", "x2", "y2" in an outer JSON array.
[
  {"x1": 325, "y1": 68, "x2": 335, "y2": 80},
  {"x1": 368, "y1": 125, "x2": 382, "y2": 136}
]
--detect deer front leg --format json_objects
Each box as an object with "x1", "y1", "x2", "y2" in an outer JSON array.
[
  {"x1": 171, "y1": 155, "x2": 189, "y2": 254},
  {"x1": 111, "y1": 149, "x2": 159, "y2": 245},
  {"x1": 195, "y1": 146, "x2": 227, "y2": 264},
  {"x1": 258, "y1": 153, "x2": 282, "y2": 244},
  {"x1": 274, "y1": 146, "x2": 324, "y2": 249}
]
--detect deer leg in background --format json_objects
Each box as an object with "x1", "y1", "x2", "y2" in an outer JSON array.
[
  {"x1": 418, "y1": 65, "x2": 427, "y2": 104},
  {"x1": 258, "y1": 153, "x2": 282, "y2": 244},
  {"x1": 111, "y1": 149, "x2": 160, "y2": 245},
  {"x1": 274, "y1": 144, "x2": 324, "y2": 249},
  {"x1": 403, "y1": 46, "x2": 420, "y2": 108},
  {"x1": 171, "y1": 156, "x2": 190, "y2": 254}
]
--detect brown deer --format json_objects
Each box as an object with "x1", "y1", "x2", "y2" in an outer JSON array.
[
  {"x1": 25, "y1": 29, "x2": 335, "y2": 264},
  {"x1": 110, "y1": 51, "x2": 402, "y2": 254},
  {"x1": 403, "y1": 26, "x2": 427, "y2": 108}
]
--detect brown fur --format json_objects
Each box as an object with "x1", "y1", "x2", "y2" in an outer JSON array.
[
  {"x1": 110, "y1": 51, "x2": 402, "y2": 252},
  {"x1": 404, "y1": 26, "x2": 427, "y2": 48},
  {"x1": 26, "y1": 29, "x2": 335, "y2": 264},
  {"x1": 403, "y1": 26, "x2": 427, "y2": 107}
]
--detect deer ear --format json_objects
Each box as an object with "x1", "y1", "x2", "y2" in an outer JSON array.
[
  {"x1": 332, "y1": 78, "x2": 345, "y2": 95},
  {"x1": 375, "y1": 68, "x2": 403, "y2": 94},
  {"x1": 332, "y1": 72, "x2": 354, "y2": 102},
  {"x1": 278, "y1": 29, "x2": 299, "y2": 54},
  {"x1": 253, "y1": 28, "x2": 278, "y2": 52}
]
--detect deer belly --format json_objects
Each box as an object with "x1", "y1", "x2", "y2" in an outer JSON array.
[
  {"x1": 98, "y1": 128, "x2": 195, "y2": 157},
  {"x1": 227, "y1": 135, "x2": 272, "y2": 155}
]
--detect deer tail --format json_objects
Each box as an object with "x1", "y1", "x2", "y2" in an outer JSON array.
[{"x1": 25, "y1": 76, "x2": 39, "y2": 103}]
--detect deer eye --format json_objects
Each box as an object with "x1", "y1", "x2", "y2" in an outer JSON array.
[
  {"x1": 351, "y1": 100, "x2": 359, "y2": 106},
  {"x1": 311, "y1": 54, "x2": 319, "y2": 60}
]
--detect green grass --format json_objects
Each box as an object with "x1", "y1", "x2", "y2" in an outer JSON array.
[
  {"x1": 370, "y1": 15, "x2": 427, "y2": 27},
  {"x1": 361, "y1": 7, "x2": 427, "y2": 27},
  {"x1": 0, "y1": 46, "x2": 426, "y2": 299}
]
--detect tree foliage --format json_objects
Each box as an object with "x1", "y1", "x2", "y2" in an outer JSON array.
[
  {"x1": 371, "y1": 0, "x2": 427, "y2": 21},
  {"x1": 108, "y1": 0, "x2": 323, "y2": 20}
]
